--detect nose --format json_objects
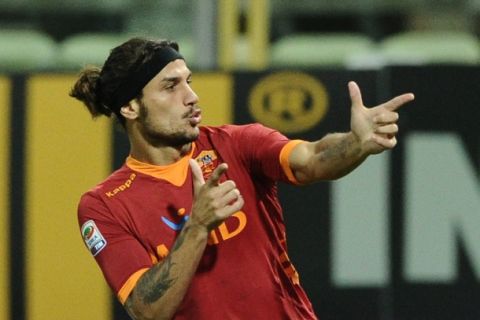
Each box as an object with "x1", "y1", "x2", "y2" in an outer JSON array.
[{"x1": 184, "y1": 84, "x2": 199, "y2": 107}]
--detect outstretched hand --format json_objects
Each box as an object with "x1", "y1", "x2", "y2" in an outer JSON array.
[
  {"x1": 348, "y1": 81, "x2": 414, "y2": 155},
  {"x1": 189, "y1": 159, "x2": 244, "y2": 231}
]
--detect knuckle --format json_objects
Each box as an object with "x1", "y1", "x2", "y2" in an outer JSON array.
[
  {"x1": 225, "y1": 180, "x2": 236, "y2": 189},
  {"x1": 212, "y1": 200, "x2": 221, "y2": 209}
]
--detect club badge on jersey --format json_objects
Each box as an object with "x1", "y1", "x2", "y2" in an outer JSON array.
[
  {"x1": 81, "y1": 220, "x2": 107, "y2": 256},
  {"x1": 195, "y1": 150, "x2": 219, "y2": 180}
]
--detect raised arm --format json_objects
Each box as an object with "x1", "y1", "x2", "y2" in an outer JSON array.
[
  {"x1": 125, "y1": 160, "x2": 244, "y2": 320},
  {"x1": 290, "y1": 81, "x2": 414, "y2": 184}
]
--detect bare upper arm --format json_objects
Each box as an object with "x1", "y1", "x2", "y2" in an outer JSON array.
[{"x1": 288, "y1": 141, "x2": 316, "y2": 184}]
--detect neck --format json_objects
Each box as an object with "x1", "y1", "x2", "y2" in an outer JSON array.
[
  {"x1": 129, "y1": 141, "x2": 192, "y2": 166},
  {"x1": 125, "y1": 120, "x2": 197, "y2": 165}
]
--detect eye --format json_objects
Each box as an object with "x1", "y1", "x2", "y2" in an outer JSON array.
[{"x1": 165, "y1": 83, "x2": 176, "y2": 91}]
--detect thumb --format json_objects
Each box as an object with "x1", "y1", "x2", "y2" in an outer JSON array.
[
  {"x1": 348, "y1": 81, "x2": 364, "y2": 110},
  {"x1": 189, "y1": 159, "x2": 205, "y2": 195}
]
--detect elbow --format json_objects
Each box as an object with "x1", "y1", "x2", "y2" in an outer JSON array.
[
  {"x1": 295, "y1": 168, "x2": 339, "y2": 184},
  {"x1": 126, "y1": 305, "x2": 168, "y2": 320},
  {"x1": 313, "y1": 170, "x2": 349, "y2": 182},
  {"x1": 124, "y1": 301, "x2": 153, "y2": 320},
  {"x1": 125, "y1": 295, "x2": 173, "y2": 320}
]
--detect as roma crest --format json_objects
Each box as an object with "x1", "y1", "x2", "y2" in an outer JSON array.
[{"x1": 195, "y1": 150, "x2": 219, "y2": 180}]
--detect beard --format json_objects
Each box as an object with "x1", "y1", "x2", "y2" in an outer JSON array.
[{"x1": 137, "y1": 100, "x2": 199, "y2": 148}]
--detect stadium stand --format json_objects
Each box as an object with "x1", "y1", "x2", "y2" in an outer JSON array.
[
  {"x1": 56, "y1": 33, "x2": 131, "y2": 70},
  {"x1": 379, "y1": 30, "x2": 480, "y2": 65},
  {"x1": 270, "y1": 33, "x2": 377, "y2": 68},
  {"x1": 0, "y1": 1, "x2": 479, "y2": 71},
  {"x1": 56, "y1": 32, "x2": 196, "y2": 71},
  {"x1": 0, "y1": 29, "x2": 57, "y2": 72}
]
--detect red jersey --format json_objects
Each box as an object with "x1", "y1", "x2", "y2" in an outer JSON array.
[{"x1": 78, "y1": 124, "x2": 317, "y2": 319}]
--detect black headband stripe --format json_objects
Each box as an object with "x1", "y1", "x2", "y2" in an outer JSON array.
[{"x1": 112, "y1": 46, "x2": 184, "y2": 111}]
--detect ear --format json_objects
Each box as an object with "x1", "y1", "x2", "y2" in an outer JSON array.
[{"x1": 120, "y1": 99, "x2": 140, "y2": 120}]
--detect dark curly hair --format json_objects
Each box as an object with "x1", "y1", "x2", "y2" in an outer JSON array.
[{"x1": 69, "y1": 38, "x2": 180, "y2": 127}]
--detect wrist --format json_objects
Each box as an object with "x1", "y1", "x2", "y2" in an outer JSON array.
[
  {"x1": 183, "y1": 219, "x2": 209, "y2": 240},
  {"x1": 347, "y1": 131, "x2": 369, "y2": 158}
]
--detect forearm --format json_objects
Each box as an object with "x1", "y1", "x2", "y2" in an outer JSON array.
[
  {"x1": 290, "y1": 81, "x2": 413, "y2": 184},
  {"x1": 293, "y1": 132, "x2": 367, "y2": 183},
  {"x1": 125, "y1": 221, "x2": 209, "y2": 320}
]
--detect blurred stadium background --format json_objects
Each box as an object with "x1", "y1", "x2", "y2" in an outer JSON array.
[
  {"x1": 1, "y1": 0, "x2": 480, "y2": 70},
  {"x1": 0, "y1": 0, "x2": 479, "y2": 319}
]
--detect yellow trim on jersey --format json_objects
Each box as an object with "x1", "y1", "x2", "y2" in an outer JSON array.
[
  {"x1": 126, "y1": 143, "x2": 196, "y2": 186},
  {"x1": 279, "y1": 140, "x2": 304, "y2": 185},
  {"x1": 118, "y1": 268, "x2": 150, "y2": 304}
]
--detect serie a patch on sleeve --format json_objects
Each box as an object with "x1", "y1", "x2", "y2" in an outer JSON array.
[{"x1": 81, "y1": 220, "x2": 107, "y2": 256}]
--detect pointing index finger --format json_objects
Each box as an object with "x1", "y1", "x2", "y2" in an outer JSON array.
[
  {"x1": 206, "y1": 163, "x2": 229, "y2": 187},
  {"x1": 383, "y1": 93, "x2": 415, "y2": 111}
]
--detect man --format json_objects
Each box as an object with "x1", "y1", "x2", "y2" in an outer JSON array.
[{"x1": 71, "y1": 38, "x2": 414, "y2": 320}]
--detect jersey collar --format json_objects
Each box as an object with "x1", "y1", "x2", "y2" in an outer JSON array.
[{"x1": 126, "y1": 143, "x2": 195, "y2": 186}]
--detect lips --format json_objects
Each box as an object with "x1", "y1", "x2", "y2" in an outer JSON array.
[{"x1": 187, "y1": 109, "x2": 202, "y2": 126}]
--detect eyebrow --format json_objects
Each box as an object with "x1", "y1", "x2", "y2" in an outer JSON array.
[{"x1": 161, "y1": 73, "x2": 192, "y2": 83}]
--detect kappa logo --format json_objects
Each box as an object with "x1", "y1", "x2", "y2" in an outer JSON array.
[
  {"x1": 105, "y1": 173, "x2": 136, "y2": 198},
  {"x1": 81, "y1": 220, "x2": 107, "y2": 256}
]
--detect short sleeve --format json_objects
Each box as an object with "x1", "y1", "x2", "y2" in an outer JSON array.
[
  {"x1": 78, "y1": 192, "x2": 152, "y2": 303},
  {"x1": 229, "y1": 123, "x2": 304, "y2": 184}
]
